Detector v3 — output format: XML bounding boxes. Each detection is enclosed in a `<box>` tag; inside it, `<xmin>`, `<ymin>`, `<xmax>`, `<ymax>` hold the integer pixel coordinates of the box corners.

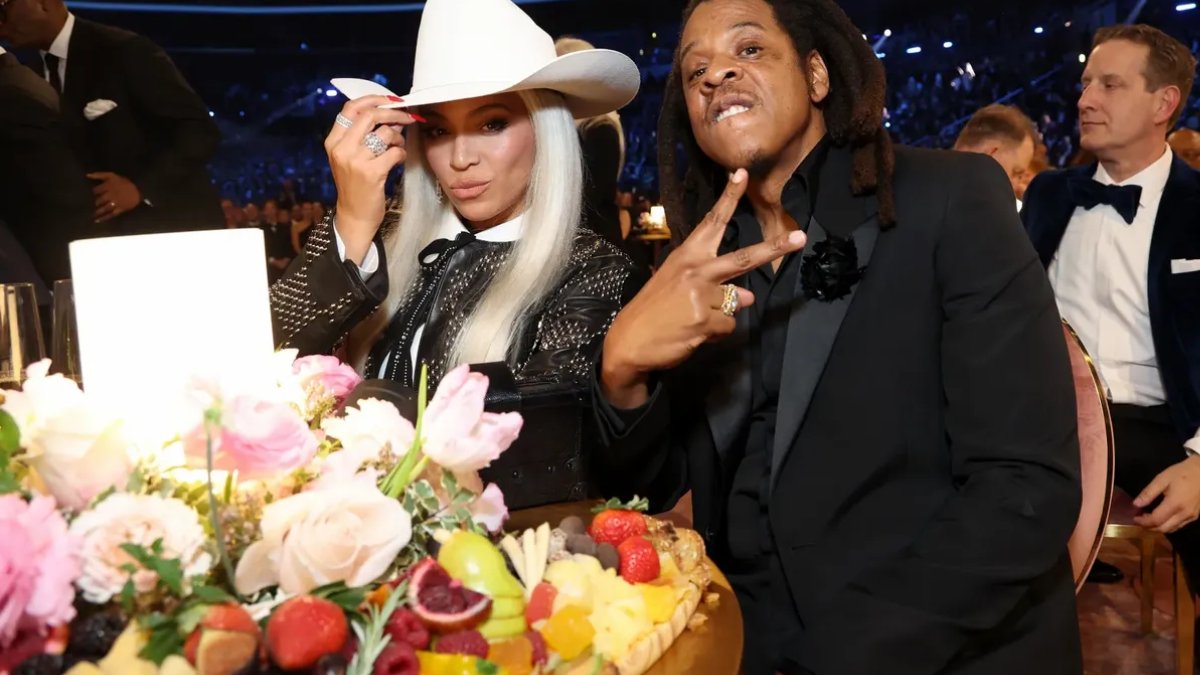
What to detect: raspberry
<box><xmin>434</xmin><ymin>630</ymin><xmax>489</xmax><ymax>658</ymax></box>
<box><xmin>525</xmin><ymin>630</ymin><xmax>548</xmax><ymax>666</ymax></box>
<box><xmin>373</xmin><ymin>641</ymin><xmax>418</xmax><ymax>675</ymax></box>
<box><xmin>384</xmin><ymin>608</ymin><xmax>431</xmax><ymax>650</ymax></box>
<box><xmin>13</xmin><ymin>655</ymin><xmax>62</xmax><ymax>675</ymax></box>
<box><xmin>66</xmin><ymin>612</ymin><xmax>126</xmax><ymax>658</ymax></box>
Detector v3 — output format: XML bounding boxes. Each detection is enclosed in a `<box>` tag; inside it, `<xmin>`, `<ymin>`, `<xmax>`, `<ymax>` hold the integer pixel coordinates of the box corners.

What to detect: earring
<box><xmin>435</xmin><ymin>183</ymin><xmax>444</xmax><ymax>202</ymax></box>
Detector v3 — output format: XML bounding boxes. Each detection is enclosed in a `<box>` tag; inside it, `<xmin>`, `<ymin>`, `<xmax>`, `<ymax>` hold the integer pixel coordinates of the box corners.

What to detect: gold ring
<box><xmin>720</xmin><ymin>284</ymin><xmax>739</xmax><ymax>317</ymax></box>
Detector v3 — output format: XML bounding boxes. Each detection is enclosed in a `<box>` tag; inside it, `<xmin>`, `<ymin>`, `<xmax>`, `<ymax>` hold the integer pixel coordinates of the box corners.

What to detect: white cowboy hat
<box><xmin>331</xmin><ymin>0</ymin><xmax>640</xmax><ymax>119</ymax></box>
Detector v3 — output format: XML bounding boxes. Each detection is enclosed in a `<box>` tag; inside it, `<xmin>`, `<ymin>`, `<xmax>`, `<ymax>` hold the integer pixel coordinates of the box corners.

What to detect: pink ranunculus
<box><xmin>468</xmin><ymin>483</ymin><xmax>509</xmax><ymax>533</ymax></box>
<box><xmin>293</xmin><ymin>355</ymin><xmax>362</xmax><ymax>402</ymax></box>
<box><xmin>0</xmin><ymin>495</ymin><xmax>81</xmax><ymax>648</ymax></box>
<box><xmin>420</xmin><ymin>365</ymin><xmax>523</xmax><ymax>474</ymax></box>
<box><xmin>186</xmin><ymin>396</ymin><xmax>319</xmax><ymax>480</ymax></box>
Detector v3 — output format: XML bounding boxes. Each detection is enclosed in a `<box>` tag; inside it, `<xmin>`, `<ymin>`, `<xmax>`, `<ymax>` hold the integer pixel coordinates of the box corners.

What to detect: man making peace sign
<box><xmin>590</xmin><ymin>0</ymin><xmax>1084</xmax><ymax>673</ymax></box>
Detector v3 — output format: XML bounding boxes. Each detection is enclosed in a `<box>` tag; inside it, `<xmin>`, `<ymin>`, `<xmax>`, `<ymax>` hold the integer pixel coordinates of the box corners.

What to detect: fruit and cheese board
<box><xmin>12</xmin><ymin>499</ymin><xmax>739</xmax><ymax>675</ymax></box>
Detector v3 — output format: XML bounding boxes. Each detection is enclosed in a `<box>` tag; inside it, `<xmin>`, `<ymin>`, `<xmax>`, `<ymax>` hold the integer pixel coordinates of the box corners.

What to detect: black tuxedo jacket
<box><xmin>1022</xmin><ymin>158</ymin><xmax>1200</xmax><ymax>445</ymax></box>
<box><xmin>47</xmin><ymin>18</ymin><xmax>222</xmax><ymax>235</ymax></box>
<box><xmin>593</xmin><ymin>146</ymin><xmax>1083</xmax><ymax>674</ymax></box>
<box><xmin>0</xmin><ymin>51</ymin><xmax>92</xmax><ymax>282</ymax></box>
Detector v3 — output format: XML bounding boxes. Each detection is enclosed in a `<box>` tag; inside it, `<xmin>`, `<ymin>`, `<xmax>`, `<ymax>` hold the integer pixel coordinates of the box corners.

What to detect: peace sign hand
<box><xmin>600</xmin><ymin>169</ymin><xmax>807</xmax><ymax>408</ymax></box>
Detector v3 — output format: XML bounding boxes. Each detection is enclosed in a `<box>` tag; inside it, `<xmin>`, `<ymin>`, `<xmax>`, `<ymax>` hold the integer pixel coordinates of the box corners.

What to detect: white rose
<box><xmin>235</xmin><ymin>484</ymin><xmax>412</xmax><ymax>596</ymax></box>
<box><xmin>2</xmin><ymin>361</ymin><xmax>133</xmax><ymax>510</ymax></box>
<box><xmin>69</xmin><ymin>494</ymin><xmax>213</xmax><ymax>604</ymax></box>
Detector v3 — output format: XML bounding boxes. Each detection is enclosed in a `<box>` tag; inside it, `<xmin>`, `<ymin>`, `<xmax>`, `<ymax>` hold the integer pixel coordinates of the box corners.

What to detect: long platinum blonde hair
<box><xmin>350</xmin><ymin>89</ymin><xmax>584</xmax><ymax>370</ymax></box>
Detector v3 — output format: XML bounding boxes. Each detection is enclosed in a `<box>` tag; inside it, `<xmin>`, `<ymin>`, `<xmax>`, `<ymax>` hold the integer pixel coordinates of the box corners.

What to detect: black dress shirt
<box><xmin>726</xmin><ymin>138</ymin><xmax>829</xmax><ymax>559</ymax></box>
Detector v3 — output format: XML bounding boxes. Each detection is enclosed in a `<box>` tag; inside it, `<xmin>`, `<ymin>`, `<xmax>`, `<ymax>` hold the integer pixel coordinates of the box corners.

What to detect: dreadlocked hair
<box><xmin>659</xmin><ymin>0</ymin><xmax>896</xmax><ymax>244</ymax></box>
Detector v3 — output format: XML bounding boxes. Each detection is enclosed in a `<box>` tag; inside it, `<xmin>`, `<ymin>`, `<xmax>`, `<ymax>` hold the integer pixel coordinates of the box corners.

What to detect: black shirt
<box><xmin>726</xmin><ymin>138</ymin><xmax>830</xmax><ymax>560</ymax></box>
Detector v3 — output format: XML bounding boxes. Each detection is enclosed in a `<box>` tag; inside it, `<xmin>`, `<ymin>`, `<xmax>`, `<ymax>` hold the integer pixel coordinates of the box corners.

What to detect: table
<box><xmin>509</xmin><ymin>501</ymin><xmax>744</xmax><ymax>675</ymax></box>
<box><xmin>632</xmin><ymin>230</ymin><xmax>671</xmax><ymax>266</ymax></box>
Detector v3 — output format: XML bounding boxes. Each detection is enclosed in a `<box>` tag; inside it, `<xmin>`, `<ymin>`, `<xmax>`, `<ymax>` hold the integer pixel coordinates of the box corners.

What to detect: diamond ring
<box><xmin>335</xmin><ymin>113</ymin><xmax>353</xmax><ymax>129</ymax></box>
<box><xmin>720</xmin><ymin>284</ymin><xmax>739</xmax><ymax>317</ymax></box>
<box><xmin>363</xmin><ymin>131</ymin><xmax>388</xmax><ymax>158</ymax></box>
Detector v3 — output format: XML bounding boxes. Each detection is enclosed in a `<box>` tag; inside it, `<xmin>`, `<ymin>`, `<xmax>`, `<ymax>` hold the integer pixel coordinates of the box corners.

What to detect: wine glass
<box><xmin>0</xmin><ymin>283</ymin><xmax>46</xmax><ymax>389</ymax></box>
<box><xmin>50</xmin><ymin>279</ymin><xmax>82</xmax><ymax>384</ymax></box>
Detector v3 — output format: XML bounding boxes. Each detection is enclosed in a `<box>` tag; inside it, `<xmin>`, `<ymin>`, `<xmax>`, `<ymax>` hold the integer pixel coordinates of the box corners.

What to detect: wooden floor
<box><xmin>1080</xmin><ymin>539</ymin><xmax>1189</xmax><ymax>674</ymax></box>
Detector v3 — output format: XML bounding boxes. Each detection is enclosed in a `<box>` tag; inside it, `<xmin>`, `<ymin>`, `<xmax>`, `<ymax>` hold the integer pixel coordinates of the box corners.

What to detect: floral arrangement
<box><xmin>0</xmin><ymin>353</ymin><xmax>521</xmax><ymax>675</ymax></box>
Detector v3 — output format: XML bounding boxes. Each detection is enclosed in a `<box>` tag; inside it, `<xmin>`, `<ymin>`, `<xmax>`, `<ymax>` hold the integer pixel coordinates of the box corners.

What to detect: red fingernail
<box><xmin>409</xmin><ymin>112</ymin><xmax>428</xmax><ymax>123</ymax></box>
<box><xmin>387</xmin><ymin>95</ymin><xmax>404</xmax><ymax>102</ymax></box>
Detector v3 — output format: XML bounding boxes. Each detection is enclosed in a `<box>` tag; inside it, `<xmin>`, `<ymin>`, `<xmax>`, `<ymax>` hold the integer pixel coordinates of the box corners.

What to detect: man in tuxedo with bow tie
<box><xmin>592</xmin><ymin>0</ymin><xmax>1082</xmax><ymax>672</ymax></box>
<box><xmin>1022</xmin><ymin>25</ymin><xmax>1200</xmax><ymax>590</ymax></box>
<box><xmin>0</xmin><ymin>0</ymin><xmax>223</xmax><ymax>236</ymax></box>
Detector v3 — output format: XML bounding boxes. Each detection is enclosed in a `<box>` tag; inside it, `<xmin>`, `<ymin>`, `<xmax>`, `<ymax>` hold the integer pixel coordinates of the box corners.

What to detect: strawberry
<box><xmin>266</xmin><ymin>596</ymin><xmax>349</xmax><ymax>671</ymax></box>
<box><xmin>184</xmin><ymin>603</ymin><xmax>260</xmax><ymax>665</ymax></box>
<box><xmin>588</xmin><ymin>495</ymin><xmax>650</xmax><ymax>548</ymax></box>
<box><xmin>617</xmin><ymin>536</ymin><xmax>661</xmax><ymax>583</ymax></box>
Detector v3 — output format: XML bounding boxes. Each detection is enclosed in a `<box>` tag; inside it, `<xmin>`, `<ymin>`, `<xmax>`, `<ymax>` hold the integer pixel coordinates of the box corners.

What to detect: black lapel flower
<box><xmin>800</xmin><ymin>235</ymin><xmax>865</xmax><ymax>302</ymax></box>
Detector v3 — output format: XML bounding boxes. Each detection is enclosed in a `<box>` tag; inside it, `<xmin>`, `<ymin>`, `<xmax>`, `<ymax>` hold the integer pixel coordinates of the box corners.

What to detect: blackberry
<box><xmin>13</xmin><ymin>654</ymin><xmax>63</xmax><ymax>675</ymax></box>
<box><xmin>66</xmin><ymin>612</ymin><xmax>125</xmax><ymax>658</ymax></box>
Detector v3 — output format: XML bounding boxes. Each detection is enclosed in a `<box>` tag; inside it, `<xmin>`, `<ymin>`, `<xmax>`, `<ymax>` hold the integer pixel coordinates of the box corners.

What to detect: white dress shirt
<box><xmin>1048</xmin><ymin>147</ymin><xmax>1200</xmax><ymax>454</ymax></box>
<box><xmin>41</xmin><ymin>13</ymin><xmax>74</xmax><ymax>91</ymax></box>
<box><xmin>333</xmin><ymin>210</ymin><xmax>525</xmax><ymax>376</ymax></box>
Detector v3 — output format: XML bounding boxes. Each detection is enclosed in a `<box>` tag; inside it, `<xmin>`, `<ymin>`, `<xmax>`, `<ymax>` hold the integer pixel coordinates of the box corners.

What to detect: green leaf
<box><xmin>175</xmin><ymin>604</ymin><xmax>210</xmax><ymax>635</ymax></box>
<box><xmin>120</xmin><ymin>578</ymin><xmax>136</xmax><ymax>613</ymax></box>
<box><xmin>0</xmin><ymin>409</ymin><xmax>20</xmax><ymax>459</ymax></box>
<box><xmin>88</xmin><ymin>485</ymin><xmax>117</xmax><ymax>510</ymax></box>
<box><xmin>142</xmin><ymin>612</ymin><xmax>174</xmax><ymax>629</ymax></box>
<box><xmin>192</xmin><ymin>585</ymin><xmax>235</xmax><ymax>604</ymax></box>
<box><xmin>311</xmin><ymin>582</ymin><xmax>367</xmax><ymax>614</ymax></box>
<box><xmin>477</xmin><ymin>659</ymin><xmax>500</xmax><ymax>675</ymax></box>
<box><xmin>591</xmin><ymin>495</ymin><xmax>650</xmax><ymax>514</ymax></box>
<box><xmin>440</xmin><ymin>470</ymin><xmax>459</xmax><ymax>497</ymax></box>
<box><xmin>137</xmin><ymin>620</ymin><xmax>185</xmax><ymax>666</ymax></box>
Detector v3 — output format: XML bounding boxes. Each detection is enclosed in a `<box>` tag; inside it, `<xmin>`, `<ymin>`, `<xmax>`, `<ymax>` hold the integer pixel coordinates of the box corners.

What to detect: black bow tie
<box><xmin>418</xmin><ymin>231</ymin><xmax>476</xmax><ymax>268</ymax></box>
<box><xmin>1067</xmin><ymin>175</ymin><xmax>1143</xmax><ymax>225</ymax></box>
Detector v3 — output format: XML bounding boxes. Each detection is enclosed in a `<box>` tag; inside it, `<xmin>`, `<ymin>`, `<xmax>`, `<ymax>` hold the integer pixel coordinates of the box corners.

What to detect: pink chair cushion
<box><xmin>1063</xmin><ymin>323</ymin><xmax>1116</xmax><ymax>591</ymax></box>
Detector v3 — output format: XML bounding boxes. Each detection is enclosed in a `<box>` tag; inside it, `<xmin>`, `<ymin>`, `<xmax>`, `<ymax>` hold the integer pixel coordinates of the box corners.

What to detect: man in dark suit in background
<box><xmin>0</xmin><ymin>0</ymin><xmax>223</xmax><ymax>236</ymax></box>
<box><xmin>592</xmin><ymin>0</ymin><xmax>1082</xmax><ymax>672</ymax></box>
<box><xmin>1022</xmin><ymin>25</ymin><xmax>1200</xmax><ymax>591</ymax></box>
<box><xmin>0</xmin><ymin>40</ymin><xmax>91</xmax><ymax>284</ymax></box>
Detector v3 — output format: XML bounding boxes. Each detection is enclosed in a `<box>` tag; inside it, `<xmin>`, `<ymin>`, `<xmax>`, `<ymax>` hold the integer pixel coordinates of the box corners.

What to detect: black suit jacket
<box><xmin>50</xmin><ymin>18</ymin><xmax>222</xmax><ymax>235</ymax></box>
<box><xmin>0</xmin><ymin>51</ymin><xmax>92</xmax><ymax>282</ymax></box>
<box><xmin>594</xmin><ymin>145</ymin><xmax>1082</xmax><ymax>674</ymax></box>
<box><xmin>1022</xmin><ymin>158</ymin><xmax>1200</xmax><ymax>445</ymax></box>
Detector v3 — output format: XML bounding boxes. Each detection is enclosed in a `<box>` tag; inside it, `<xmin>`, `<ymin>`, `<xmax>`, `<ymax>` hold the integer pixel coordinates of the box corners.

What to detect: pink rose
<box><xmin>186</xmin><ymin>396</ymin><xmax>318</xmax><ymax>480</ymax></box>
<box><xmin>293</xmin><ymin>355</ymin><xmax>362</xmax><ymax>402</ymax></box>
<box><xmin>468</xmin><ymin>483</ymin><xmax>509</xmax><ymax>533</ymax></box>
<box><xmin>421</xmin><ymin>365</ymin><xmax>523</xmax><ymax>474</ymax></box>
<box><xmin>0</xmin><ymin>495</ymin><xmax>81</xmax><ymax>648</ymax></box>
<box><xmin>235</xmin><ymin>484</ymin><xmax>412</xmax><ymax>596</ymax></box>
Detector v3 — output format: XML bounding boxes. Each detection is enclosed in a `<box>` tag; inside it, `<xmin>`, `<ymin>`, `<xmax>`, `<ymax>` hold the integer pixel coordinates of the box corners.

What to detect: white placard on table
<box><xmin>69</xmin><ymin>229</ymin><xmax>276</xmax><ymax>443</ymax></box>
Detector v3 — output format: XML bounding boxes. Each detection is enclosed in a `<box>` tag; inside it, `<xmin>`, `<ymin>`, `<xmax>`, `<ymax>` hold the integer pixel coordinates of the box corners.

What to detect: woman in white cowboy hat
<box><xmin>269</xmin><ymin>0</ymin><xmax>642</xmax><ymax>502</ymax></box>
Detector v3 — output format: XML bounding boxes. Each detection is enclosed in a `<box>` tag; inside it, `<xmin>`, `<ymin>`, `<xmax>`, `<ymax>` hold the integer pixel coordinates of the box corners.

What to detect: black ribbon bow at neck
<box><xmin>1067</xmin><ymin>175</ymin><xmax>1143</xmax><ymax>225</ymax></box>
<box><xmin>418</xmin><ymin>230</ymin><xmax>477</xmax><ymax>268</ymax></box>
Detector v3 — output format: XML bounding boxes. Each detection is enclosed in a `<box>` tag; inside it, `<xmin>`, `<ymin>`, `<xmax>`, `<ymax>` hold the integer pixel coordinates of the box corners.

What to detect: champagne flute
<box><xmin>0</xmin><ymin>283</ymin><xmax>46</xmax><ymax>389</ymax></box>
<box><xmin>50</xmin><ymin>279</ymin><xmax>82</xmax><ymax>384</ymax></box>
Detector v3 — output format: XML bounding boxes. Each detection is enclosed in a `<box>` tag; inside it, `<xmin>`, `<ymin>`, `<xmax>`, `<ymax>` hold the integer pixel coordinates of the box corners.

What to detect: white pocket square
<box><xmin>1172</xmin><ymin>258</ymin><xmax>1200</xmax><ymax>274</ymax></box>
<box><xmin>83</xmin><ymin>99</ymin><xmax>118</xmax><ymax>121</ymax></box>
